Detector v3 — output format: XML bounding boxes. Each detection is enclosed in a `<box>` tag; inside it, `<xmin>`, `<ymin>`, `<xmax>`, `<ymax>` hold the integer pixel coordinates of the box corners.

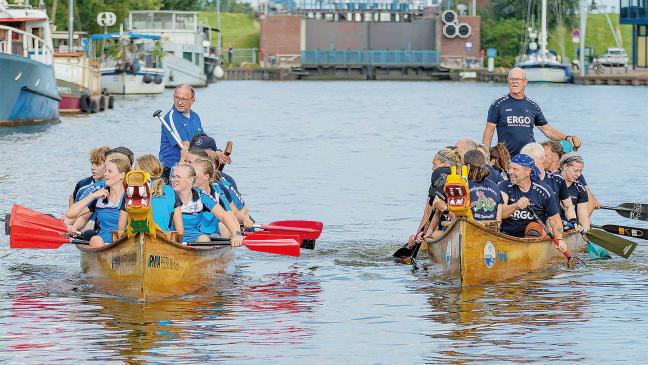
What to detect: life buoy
<box><xmin>153</xmin><ymin>74</ymin><xmax>163</xmax><ymax>84</ymax></box>
<box><xmin>99</xmin><ymin>95</ymin><xmax>106</xmax><ymax>111</ymax></box>
<box><xmin>143</xmin><ymin>73</ymin><xmax>153</xmax><ymax>84</ymax></box>
<box><xmin>108</xmin><ymin>95</ymin><xmax>115</xmax><ymax>109</ymax></box>
<box><xmin>90</xmin><ymin>99</ymin><xmax>98</xmax><ymax>113</ymax></box>
<box><xmin>80</xmin><ymin>93</ymin><xmax>91</xmax><ymax>113</ymax></box>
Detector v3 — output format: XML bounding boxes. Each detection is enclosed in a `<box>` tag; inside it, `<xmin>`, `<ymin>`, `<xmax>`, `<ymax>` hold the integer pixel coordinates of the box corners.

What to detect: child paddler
<box><xmin>66</xmin><ymin>157</ymin><xmax>131</xmax><ymax>248</ymax></box>
<box><xmin>191</xmin><ymin>158</ymin><xmax>237</xmax><ymax>237</ymax></box>
<box><xmin>170</xmin><ymin>164</ymin><xmax>243</xmax><ymax>246</ymax></box>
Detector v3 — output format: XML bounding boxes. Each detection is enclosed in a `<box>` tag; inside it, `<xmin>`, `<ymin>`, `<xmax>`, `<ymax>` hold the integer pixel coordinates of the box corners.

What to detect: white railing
<box><xmin>0</xmin><ymin>25</ymin><xmax>53</xmax><ymax>65</ymax></box>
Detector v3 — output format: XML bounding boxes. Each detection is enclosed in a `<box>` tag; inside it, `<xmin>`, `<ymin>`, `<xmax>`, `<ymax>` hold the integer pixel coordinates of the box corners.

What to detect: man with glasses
<box><xmin>481</xmin><ymin>67</ymin><xmax>581</xmax><ymax>156</ymax></box>
<box><xmin>159</xmin><ymin>84</ymin><xmax>204</xmax><ymax>181</ymax></box>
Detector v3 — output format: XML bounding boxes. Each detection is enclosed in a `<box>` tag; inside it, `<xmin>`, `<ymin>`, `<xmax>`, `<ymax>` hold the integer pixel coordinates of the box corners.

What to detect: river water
<box><xmin>1</xmin><ymin>81</ymin><xmax>647</xmax><ymax>363</ymax></box>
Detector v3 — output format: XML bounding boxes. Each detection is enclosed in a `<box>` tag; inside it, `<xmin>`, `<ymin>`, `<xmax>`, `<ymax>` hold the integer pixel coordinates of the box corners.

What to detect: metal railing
<box><xmin>301</xmin><ymin>50</ymin><xmax>439</xmax><ymax>66</ymax></box>
<box><xmin>226</xmin><ymin>48</ymin><xmax>258</xmax><ymax>65</ymax></box>
<box><xmin>0</xmin><ymin>25</ymin><xmax>53</xmax><ymax>65</ymax></box>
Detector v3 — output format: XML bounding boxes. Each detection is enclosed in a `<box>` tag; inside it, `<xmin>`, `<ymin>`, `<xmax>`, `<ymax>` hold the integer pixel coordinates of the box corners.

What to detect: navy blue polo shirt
<box><xmin>499</xmin><ymin>181</ymin><xmax>559</xmax><ymax>237</ymax></box>
<box><xmin>560</xmin><ymin>180</ymin><xmax>589</xmax><ymax>220</ymax></box>
<box><xmin>487</xmin><ymin>94</ymin><xmax>548</xmax><ymax>156</ymax></box>
<box><xmin>159</xmin><ymin>106</ymin><xmax>204</xmax><ymax>169</ymax></box>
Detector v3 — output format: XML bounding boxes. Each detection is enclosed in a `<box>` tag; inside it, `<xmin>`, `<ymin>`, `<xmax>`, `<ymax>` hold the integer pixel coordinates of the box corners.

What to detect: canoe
<box><xmin>423</xmin><ymin>218</ymin><xmax>586</xmax><ymax>286</ymax></box>
<box><xmin>78</xmin><ymin>232</ymin><xmax>234</xmax><ymax>301</ymax></box>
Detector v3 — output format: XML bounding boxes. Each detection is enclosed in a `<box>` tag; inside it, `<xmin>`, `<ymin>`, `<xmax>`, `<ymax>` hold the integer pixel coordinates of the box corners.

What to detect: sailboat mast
<box><xmin>541</xmin><ymin>0</ymin><xmax>548</xmax><ymax>54</ymax></box>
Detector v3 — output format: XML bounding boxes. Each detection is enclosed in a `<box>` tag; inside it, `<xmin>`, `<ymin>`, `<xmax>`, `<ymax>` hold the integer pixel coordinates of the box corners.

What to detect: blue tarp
<box><xmin>89</xmin><ymin>32</ymin><xmax>161</xmax><ymax>40</ymax></box>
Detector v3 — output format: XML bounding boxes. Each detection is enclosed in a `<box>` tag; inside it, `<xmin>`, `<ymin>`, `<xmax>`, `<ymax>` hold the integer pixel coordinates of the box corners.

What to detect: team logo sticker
<box><xmin>445</xmin><ymin>239</ymin><xmax>452</xmax><ymax>265</ymax></box>
<box><xmin>484</xmin><ymin>241</ymin><xmax>496</xmax><ymax>268</ymax></box>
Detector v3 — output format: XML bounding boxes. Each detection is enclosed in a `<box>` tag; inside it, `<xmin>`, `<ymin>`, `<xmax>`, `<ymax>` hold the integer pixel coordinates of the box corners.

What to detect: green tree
<box><xmin>480</xmin><ymin>18</ymin><xmax>526</xmax><ymax>67</ymax></box>
<box><xmin>481</xmin><ymin>0</ymin><xmax>579</xmax><ymax>29</ymax></box>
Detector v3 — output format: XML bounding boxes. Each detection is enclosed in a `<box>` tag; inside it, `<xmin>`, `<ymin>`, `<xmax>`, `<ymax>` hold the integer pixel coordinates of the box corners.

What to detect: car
<box><xmin>595</xmin><ymin>48</ymin><xmax>628</xmax><ymax>66</ymax></box>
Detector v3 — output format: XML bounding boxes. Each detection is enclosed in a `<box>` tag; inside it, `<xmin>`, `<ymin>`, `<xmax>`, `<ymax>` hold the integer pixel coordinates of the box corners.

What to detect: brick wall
<box><xmin>259</xmin><ymin>15</ymin><xmax>302</xmax><ymax>57</ymax></box>
<box><xmin>439</xmin><ymin>15</ymin><xmax>481</xmax><ymax>58</ymax></box>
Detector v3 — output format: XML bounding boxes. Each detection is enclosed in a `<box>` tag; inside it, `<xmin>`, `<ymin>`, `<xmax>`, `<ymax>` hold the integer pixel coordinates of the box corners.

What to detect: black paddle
<box><xmin>394</xmin><ymin>210</ymin><xmax>435</xmax><ymax>259</ymax></box>
<box><xmin>600</xmin><ymin>203</ymin><xmax>648</xmax><ymax>221</ymax></box>
<box><xmin>592</xmin><ymin>224</ymin><xmax>648</xmax><ymax>240</ymax></box>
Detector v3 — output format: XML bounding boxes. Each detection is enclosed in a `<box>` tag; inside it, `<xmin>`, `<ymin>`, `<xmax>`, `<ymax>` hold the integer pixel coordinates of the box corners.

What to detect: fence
<box><xmin>226</xmin><ymin>48</ymin><xmax>258</xmax><ymax>65</ymax></box>
<box><xmin>0</xmin><ymin>25</ymin><xmax>53</xmax><ymax>65</ymax></box>
<box><xmin>301</xmin><ymin>50</ymin><xmax>439</xmax><ymax>66</ymax></box>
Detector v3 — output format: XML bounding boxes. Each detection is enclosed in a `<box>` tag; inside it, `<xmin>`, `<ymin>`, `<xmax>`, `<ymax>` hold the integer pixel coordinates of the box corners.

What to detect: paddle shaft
<box><xmin>218</xmin><ymin>141</ymin><xmax>233</xmax><ymax>171</ymax></box>
<box><xmin>592</xmin><ymin>224</ymin><xmax>648</xmax><ymax>240</ymax></box>
<box><xmin>528</xmin><ymin>208</ymin><xmax>572</xmax><ymax>260</ymax></box>
<box><xmin>600</xmin><ymin>203</ymin><xmax>648</xmax><ymax>221</ymax></box>
<box><xmin>153</xmin><ymin>110</ymin><xmax>183</xmax><ymax>147</ymax></box>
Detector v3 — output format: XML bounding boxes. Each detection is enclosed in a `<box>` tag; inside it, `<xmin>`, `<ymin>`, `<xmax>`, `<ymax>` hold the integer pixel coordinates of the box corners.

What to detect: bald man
<box><xmin>482</xmin><ymin>67</ymin><xmax>581</xmax><ymax>156</ymax></box>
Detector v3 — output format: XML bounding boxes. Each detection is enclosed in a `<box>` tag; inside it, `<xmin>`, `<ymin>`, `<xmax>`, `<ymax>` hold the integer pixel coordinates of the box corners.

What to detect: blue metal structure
<box><xmin>620</xmin><ymin>0</ymin><xmax>648</xmax><ymax>68</ymax></box>
<box><xmin>301</xmin><ymin>50</ymin><xmax>439</xmax><ymax>66</ymax></box>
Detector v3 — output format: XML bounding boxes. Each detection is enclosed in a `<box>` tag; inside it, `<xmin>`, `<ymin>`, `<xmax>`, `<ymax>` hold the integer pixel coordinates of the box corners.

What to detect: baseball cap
<box><xmin>191</xmin><ymin>135</ymin><xmax>218</xmax><ymax>151</ymax></box>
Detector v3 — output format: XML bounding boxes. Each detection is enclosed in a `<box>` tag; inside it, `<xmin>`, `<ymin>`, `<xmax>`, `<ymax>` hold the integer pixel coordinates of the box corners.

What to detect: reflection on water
<box><xmin>422</xmin><ymin>270</ymin><xmax>590</xmax><ymax>363</ymax></box>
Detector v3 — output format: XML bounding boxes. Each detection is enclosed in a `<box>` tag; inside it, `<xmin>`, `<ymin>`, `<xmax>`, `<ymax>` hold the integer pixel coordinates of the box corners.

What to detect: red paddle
<box><xmin>9</xmin><ymin>205</ymin><xmax>73</xmax><ymax>249</ymax></box>
<box><xmin>255</xmin><ymin>220</ymin><xmax>323</xmax><ymax>241</ymax></box>
<box><xmin>190</xmin><ymin>232</ymin><xmax>301</xmax><ymax>257</ymax></box>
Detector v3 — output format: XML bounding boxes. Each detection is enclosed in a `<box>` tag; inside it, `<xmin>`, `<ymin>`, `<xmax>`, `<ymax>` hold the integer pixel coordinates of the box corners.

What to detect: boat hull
<box><xmin>519</xmin><ymin>64</ymin><xmax>572</xmax><ymax>83</ymax></box>
<box><xmin>0</xmin><ymin>53</ymin><xmax>59</xmax><ymax>126</ymax></box>
<box><xmin>78</xmin><ymin>233</ymin><xmax>235</xmax><ymax>300</ymax></box>
<box><xmin>425</xmin><ymin>219</ymin><xmax>586</xmax><ymax>286</ymax></box>
<box><xmin>100</xmin><ymin>68</ymin><xmax>166</xmax><ymax>94</ymax></box>
<box><xmin>164</xmin><ymin>54</ymin><xmax>208</xmax><ymax>87</ymax></box>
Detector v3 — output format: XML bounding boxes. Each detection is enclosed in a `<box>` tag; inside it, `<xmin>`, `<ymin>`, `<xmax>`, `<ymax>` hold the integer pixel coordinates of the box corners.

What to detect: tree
<box><xmin>480</xmin><ymin>18</ymin><xmax>527</xmax><ymax>67</ymax></box>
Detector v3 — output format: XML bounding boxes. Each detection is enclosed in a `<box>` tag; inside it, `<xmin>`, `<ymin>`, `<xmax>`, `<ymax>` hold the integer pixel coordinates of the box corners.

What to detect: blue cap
<box><xmin>559</xmin><ymin>139</ymin><xmax>573</xmax><ymax>153</ymax></box>
<box><xmin>191</xmin><ymin>135</ymin><xmax>218</xmax><ymax>151</ymax></box>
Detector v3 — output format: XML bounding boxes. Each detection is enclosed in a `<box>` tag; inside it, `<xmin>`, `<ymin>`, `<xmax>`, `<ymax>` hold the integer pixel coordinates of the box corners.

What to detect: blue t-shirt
<box><xmin>487</xmin><ymin>95</ymin><xmax>548</xmax><ymax>156</ymax></box>
<box><xmin>158</xmin><ymin>106</ymin><xmax>204</xmax><ymax>168</ymax></box>
<box><xmin>485</xmin><ymin>164</ymin><xmax>503</xmax><ymax>184</ymax></box>
<box><xmin>87</xmin><ymin>188</ymin><xmax>124</xmax><ymax>243</ymax></box>
<box><xmin>219</xmin><ymin>177</ymin><xmax>245</xmax><ymax>209</ymax></box>
<box><xmin>221</xmin><ymin>172</ymin><xmax>238</xmax><ymax>192</ymax></box>
<box><xmin>75</xmin><ymin>180</ymin><xmax>106</xmax><ymax>202</ymax></box>
<box><xmin>540</xmin><ymin>171</ymin><xmax>570</xmax><ymax>203</ymax></box>
<box><xmin>428</xmin><ymin>166</ymin><xmax>451</xmax><ymax>204</ymax></box>
<box><xmin>499</xmin><ymin>181</ymin><xmax>559</xmax><ymax>237</ymax></box>
<box><xmin>200</xmin><ymin>185</ymin><xmax>231</xmax><ymax>235</ymax></box>
<box><xmin>177</xmin><ymin>188</ymin><xmax>218</xmax><ymax>243</ymax></box>
<box><xmin>72</xmin><ymin>176</ymin><xmax>95</xmax><ymax>201</ymax></box>
<box><xmin>469</xmin><ymin>178</ymin><xmax>502</xmax><ymax>221</ymax></box>
<box><xmin>151</xmin><ymin>185</ymin><xmax>182</xmax><ymax>232</ymax></box>
<box><xmin>560</xmin><ymin>180</ymin><xmax>589</xmax><ymax>220</ymax></box>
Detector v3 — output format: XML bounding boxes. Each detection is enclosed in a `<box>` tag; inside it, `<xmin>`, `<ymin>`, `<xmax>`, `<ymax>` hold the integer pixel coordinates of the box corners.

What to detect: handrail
<box><xmin>0</xmin><ymin>24</ymin><xmax>53</xmax><ymax>65</ymax></box>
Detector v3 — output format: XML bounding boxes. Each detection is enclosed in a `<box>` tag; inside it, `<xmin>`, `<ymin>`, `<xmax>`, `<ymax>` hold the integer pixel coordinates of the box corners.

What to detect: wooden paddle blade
<box><xmin>242</xmin><ymin>236</ymin><xmax>301</xmax><ymax>257</ymax></box>
<box><xmin>393</xmin><ymin>245</ymin><xmax>414</xmax><ymax>258</ymax></box>
<box><xmin>587</xmin><ymin>229</ymin><xmax>637</xmax><ymax>259</ymax></box>
<box><xmin>594</xmin><ymin>224</ymin><xmax>648</xmax><ymax>240</ymax></box>
<box><xmin>9</xmin><ymin>204</ymin><xmax>68</xmax><ymax>232</ymax></box>
<box><xmin>267</xmin><ymin>220</ymin><xmax>323</xmax><ymax>240</ymax></box>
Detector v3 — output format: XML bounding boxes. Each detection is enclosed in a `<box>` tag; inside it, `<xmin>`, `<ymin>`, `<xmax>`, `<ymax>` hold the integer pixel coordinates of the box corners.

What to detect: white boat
<box><xmin>127</xmin><ymin>11</ymin><xmax>212</xmax><ymax>87</ymax></box>
<box><xmin>515</xmin><ymin>0</ymin><xmax>572</xmax><ymax>83</ymax></box>
<box><xmin>52</xmin><ymin>31</ymin><xmax>107</xmax><ymax>113</ymax></box>
<box><xmin>0</xmin><ymin>0</ymin><xmax>59</xmax><ymax>125</ymax></box>
<box><xmin>90</xmin><ymin>32</ymin><xmax>166</xmax><ymax>95</ymax></box>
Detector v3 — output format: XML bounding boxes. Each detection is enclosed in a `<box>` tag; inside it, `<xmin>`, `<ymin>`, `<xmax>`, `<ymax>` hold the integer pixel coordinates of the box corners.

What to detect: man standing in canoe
<box><xmin>482</xmin><ymin>67</ymin><xmax>582</xmax><ymax>157</ymax></box>
<box><xmin>159</xmin><ymin>84</ymin><xmax>205</xmax><ymax>181</ymax></box>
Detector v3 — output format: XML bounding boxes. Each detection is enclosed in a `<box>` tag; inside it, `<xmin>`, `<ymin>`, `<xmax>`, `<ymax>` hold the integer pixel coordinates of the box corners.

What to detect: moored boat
<box><xmin>0</xmin><ymin>1</ymin><xmax>60</xmax><ymax>126</ymax></box>
<box><xmin>424</xmin><ymin>218</ymin><xmax>585</xmax><ymax>286</ymax></box>
<box><xmin>78</xmin><ymin>231</ymin><xmax>235</xmax><ymax>301</ymax></box>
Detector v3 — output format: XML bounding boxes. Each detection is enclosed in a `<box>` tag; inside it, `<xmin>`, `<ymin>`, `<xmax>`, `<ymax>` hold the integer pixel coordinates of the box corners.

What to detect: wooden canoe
<box><xmin>78</xmin><ymin>232</ymin><xmax>235</xmax><ymax>301</ymax></box>
<box><xmin>423</xmin><ymin>218</ymin><xmax>586</xmax><ymax>286</ymax></box>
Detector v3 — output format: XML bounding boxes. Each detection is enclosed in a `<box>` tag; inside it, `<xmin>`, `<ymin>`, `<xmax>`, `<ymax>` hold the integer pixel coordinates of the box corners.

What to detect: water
<box><xmin>1</xmin><ymin>81</ymin><xmax>647</xmax><ymax>363</ymax></box>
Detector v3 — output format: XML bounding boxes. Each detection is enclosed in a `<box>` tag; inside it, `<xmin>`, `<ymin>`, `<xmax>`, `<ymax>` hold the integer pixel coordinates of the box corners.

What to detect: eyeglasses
<box><xmin>173</xmin><ymin>95</ymin><xmax>192</xmax><ymax>104</ymax></box>
<box><xmin>508</xmin><ymin>77</ymin><xmax>526</xmax><ymax>83</ymax></box>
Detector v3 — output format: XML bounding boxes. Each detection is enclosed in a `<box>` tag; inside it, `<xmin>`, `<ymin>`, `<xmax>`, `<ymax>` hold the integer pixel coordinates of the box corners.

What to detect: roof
<box><xmin>89</xmin><ymin>32</ymin><xmax>161</xmax><ymax>40</ymax></box>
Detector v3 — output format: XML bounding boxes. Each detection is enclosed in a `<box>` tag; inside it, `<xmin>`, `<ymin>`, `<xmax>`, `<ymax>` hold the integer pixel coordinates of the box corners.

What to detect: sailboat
<box><xmin>515</xmin><ymin>0</ymin><xmax>573</xmax><ymax>83</ymax></box>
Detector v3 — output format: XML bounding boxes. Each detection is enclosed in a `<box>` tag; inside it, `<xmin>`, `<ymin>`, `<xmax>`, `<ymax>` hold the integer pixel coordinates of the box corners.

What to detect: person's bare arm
<box><xmin>482</xmin><ymin>122</ymin><xmax>496</xmax><ymax>148</ymax></box>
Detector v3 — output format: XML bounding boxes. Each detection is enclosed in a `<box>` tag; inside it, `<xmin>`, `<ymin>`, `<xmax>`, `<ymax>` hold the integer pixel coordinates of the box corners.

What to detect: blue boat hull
<box><xmin>0</xmin><ymin>53</ymin><xmax>60</xmax><ymax>126</ymax></box>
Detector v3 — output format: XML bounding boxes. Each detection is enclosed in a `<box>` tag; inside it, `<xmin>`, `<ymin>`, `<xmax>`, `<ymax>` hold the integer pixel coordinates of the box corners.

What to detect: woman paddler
<box><xmin>170</xmin><ymin>163</ymin><xmax>243</xmax><ymax>246</ymax></box>
<box><xmin>66</xmin><ymin>157</ymin><xmax>131</xmax><ymax>248</ymax></box>
<box><xmin>463</xmin><ymin>150</ymin><xmax>503</xmax><ymax>223</ymax></box>
<box><xmin>559</xmin><ymin>153</ymin><xmax>590</xmax><ymax>232</ymax></box>
<box><xmin>192</xmin><ymin>158</ymin><xmax>239</xmax><ymax>237</ymax></box>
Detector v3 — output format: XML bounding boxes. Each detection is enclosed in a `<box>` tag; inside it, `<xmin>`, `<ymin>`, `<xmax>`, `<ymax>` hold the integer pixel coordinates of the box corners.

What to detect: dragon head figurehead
<box><xmin>124</xmin><ymin>170</ymin><xmax>156</xmax><ymax>237</ymax></box>
<box><xmin>443</xmin><ymin>165</ymin><xmax>473</xmax><ymax>219</ymax></box>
